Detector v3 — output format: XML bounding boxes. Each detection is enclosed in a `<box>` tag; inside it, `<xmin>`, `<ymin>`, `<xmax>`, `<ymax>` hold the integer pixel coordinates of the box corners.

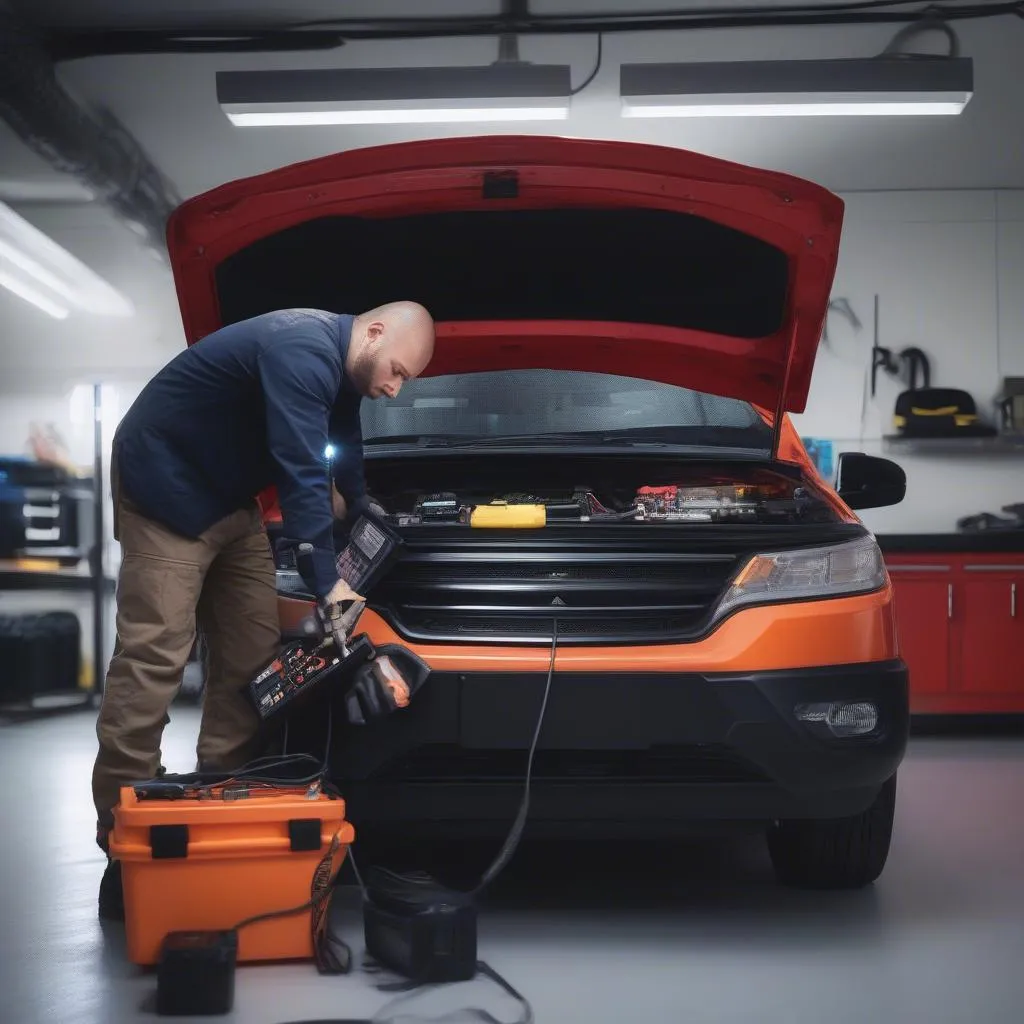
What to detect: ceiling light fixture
<box><xmin>619</xmin><ymin>57</ymin><xmax>973</xmax><ymax>118</ymax></box>
<box><xmin>217</xmin><ymin>64</ymin><xmax>572</xmax><ymax>126</ymax></box>
<box><xmin>0</xmin><ymin>267</ymin><xmax>69</xmax><ymax>320</ymax></box>
<box><xmin>0</xmin><ymin>201</ymin><xmax>135</xmax><ymax>319</ymax></box>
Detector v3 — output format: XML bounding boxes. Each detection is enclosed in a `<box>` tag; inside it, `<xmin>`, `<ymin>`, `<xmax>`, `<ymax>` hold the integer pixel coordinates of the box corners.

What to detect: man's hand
<box><xmin>320</xmin><ymin>578</ymin><xmax>365</xmax><ymax>650</ymax></box>
<box><xmin>331</xmin><ymin>483</ymin><xmax>347</xmax><ymax>520</ymax></box>
<box><xmin>325</xmin><ymin>578</ymin><xmax>363</xmax><ymax>606</ymax></box>
<box><xmin>333</xmin><ymin>482</ymin><xmax>387</xmax><ymax>523</ymax></box>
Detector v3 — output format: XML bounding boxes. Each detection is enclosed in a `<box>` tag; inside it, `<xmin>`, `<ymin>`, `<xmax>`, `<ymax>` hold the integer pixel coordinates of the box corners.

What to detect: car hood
<box><xmin>167</xmin><ymin>135</ymin><xmax>843</xmax><ymax>413</ymax></box>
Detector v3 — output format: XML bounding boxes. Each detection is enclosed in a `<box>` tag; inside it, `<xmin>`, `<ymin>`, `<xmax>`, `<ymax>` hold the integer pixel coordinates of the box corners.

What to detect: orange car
<box><xmin>168</xmin><ymin>136</ymin><xmax>909</xmax><ymax>890</ymax></box>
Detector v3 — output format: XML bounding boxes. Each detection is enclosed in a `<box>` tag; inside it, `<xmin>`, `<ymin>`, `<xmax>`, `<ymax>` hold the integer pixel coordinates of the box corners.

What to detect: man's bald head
<box><xmin>347</xmin><ymin>300</ymin><xmax>435</xmax><ymax>399</ymax></box>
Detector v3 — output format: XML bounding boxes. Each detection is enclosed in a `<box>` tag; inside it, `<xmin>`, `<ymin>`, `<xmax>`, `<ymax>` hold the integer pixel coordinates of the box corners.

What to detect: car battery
<box><xmin>109</xmin><ymin>784</ymin><xmax>354</xmax><ymax>966</ymax></box>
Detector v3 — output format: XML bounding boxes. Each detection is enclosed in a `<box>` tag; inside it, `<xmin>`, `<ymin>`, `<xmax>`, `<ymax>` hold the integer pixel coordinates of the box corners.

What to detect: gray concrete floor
<box><xmin>1</xmin><ymin>707</ymin><xmax>1023</xmax><ymax>1024</ymax></box>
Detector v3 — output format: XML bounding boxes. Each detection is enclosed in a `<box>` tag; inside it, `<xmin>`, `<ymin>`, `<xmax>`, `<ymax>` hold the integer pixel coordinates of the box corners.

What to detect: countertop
<box><xmin>876</xmin><ymin>533</ymin><xmax>1024</xmax><ymax>554</ymax></box>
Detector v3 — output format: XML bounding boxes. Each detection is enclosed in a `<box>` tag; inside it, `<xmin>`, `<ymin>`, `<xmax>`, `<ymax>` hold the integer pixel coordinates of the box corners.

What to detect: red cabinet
<box><xmin>956</xmin><ymin>572</ymin><xmax>1024</xmax><ymax>695</ymax></box>
<box><xmin>887</xmin><ymin>552</ymin><xmax>1024</xmax><ymax>714</ymax></box>
<box><xmin>889</xmin><ymin>573</ymin><xmax>952</xmax><ymax>697</ymax></box>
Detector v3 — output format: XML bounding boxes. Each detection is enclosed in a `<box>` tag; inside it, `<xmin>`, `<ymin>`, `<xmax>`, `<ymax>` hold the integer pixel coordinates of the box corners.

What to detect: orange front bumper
<box><xmin>278</xmin><ymin>585</ymin><xmax>898</xmax><ymax>675</ymax></box>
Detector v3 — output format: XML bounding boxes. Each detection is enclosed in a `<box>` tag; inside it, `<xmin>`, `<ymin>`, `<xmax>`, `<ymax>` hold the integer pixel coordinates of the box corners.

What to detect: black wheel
<box><xmin>766</xmin><ymin>773</ymin><xmax>897</xmax><ymax>890</ymax></box>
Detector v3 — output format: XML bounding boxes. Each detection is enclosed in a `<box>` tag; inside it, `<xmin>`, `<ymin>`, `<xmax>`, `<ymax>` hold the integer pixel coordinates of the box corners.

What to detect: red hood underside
<box><xmin>167</xmin><ymin>135</ymin><xmax>844</xmax><ymax>413</ymax></box>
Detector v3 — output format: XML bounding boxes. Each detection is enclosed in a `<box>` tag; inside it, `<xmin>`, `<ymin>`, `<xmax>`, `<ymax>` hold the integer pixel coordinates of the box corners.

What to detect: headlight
<box><xmin>713</xmin><ymin>535</ymin><xmax>887</xmax><ymax>620</ymax></box>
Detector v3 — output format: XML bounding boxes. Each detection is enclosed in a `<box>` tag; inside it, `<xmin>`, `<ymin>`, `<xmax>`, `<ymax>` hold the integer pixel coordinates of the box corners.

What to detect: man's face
<box><xmin>349</xmin><ymin>320</ymin><xmax>431</xmax><ymax>400</ymax></box>
<box><xmin>348</xmin><ymin>339</ymin><xmax>410</xmax><ymax>400</ymax></box>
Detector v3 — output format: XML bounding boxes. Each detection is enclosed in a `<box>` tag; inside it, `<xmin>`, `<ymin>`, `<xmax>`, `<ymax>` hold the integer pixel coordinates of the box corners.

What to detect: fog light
<box><xmin>795</xmin><ymin>701</ymin><xmax>879</xmax><ymax>738</ymax></box>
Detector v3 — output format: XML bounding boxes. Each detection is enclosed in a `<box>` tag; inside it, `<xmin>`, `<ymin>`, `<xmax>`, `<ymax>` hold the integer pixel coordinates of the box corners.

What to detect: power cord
<box><xmin>154</xmin><ymin>697</ymin><xmax>337</xmax><ymax>797</ymax></box>
<box><xmin>475</xmin><ymin>618</ymin><xmax>557</xmax><ymax>894</ymax></box>
<box><xmin>368</xmin><ymin>960</ymin><xmax>534</xmax><ymax>1024</ymax></box>
<box><xmin>167</xmin><ymin>703</ymin><xmax>353</xmax><ymax>974</ymax></box>
<box><xmin>153</xmin><ymin>621</ymin><xmax>557</xmax><ymax>1016</ymax></box>
<box><xmin>349</xmin><ymin>621</ymin><xmax>559</xmax><ymax>1024</ymax></box>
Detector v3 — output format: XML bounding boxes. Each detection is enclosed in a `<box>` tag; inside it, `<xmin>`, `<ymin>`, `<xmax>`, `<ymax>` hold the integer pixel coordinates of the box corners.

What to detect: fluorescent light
<box><xmin>0</xmin><ymin>201</ymin><xmax>134</xmax><ymax>317</ymax></box>
<box><xmin>218</xmin><ymin>64</ymin><xmax>573</xmax><ymax>127</ymax></box>
<box><xmin>0</xmin><ymin>267</ymin><xmax>69</xmax><ymax>319</ymax></box>
<box><xmin>620</xmin><ymin>58</ymin><xmax>973</xmax><ymax>118</ymax></box>
<box><xmin>624</xmin><ymin>99</ymin><xmax>967</xmax><ymax>118</ymax></box>
<box><xmin>227</xmin><ymin>105</ymin><xmax>567</xmax><ymax>125</ymax></box>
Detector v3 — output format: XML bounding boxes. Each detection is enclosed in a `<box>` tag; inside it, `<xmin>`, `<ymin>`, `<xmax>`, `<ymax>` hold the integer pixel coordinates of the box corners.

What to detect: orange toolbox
<box><xmin>109</xmin><ymin>783</ymin><xmax>355</xmax><ymax>966</ymax></box>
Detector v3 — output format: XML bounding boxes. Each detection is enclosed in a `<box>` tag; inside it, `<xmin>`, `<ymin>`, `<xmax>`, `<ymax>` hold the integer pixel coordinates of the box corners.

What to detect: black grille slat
<box><xmin>371</xmin><ymin>541</ymin><xmax>740</xmax><ymax>645</ymax></box>
<box><xmin>399</xmin><ymin>580</ymin><xmax>720</xmax><ymax>595</ymax></box>
<box><xmin>400</xmin><ymin>603</ymin><xmax>708</xmax><ymax>614</ymax></box>
<box><xmin>386</xmin><ymin>612</ymin><xmax>711</xmax><ymax>640</ymax></box>
<box><xmin>395</xmin><ymin>560</ymin><xmax>730</xmax><ymax>584</ymax></box>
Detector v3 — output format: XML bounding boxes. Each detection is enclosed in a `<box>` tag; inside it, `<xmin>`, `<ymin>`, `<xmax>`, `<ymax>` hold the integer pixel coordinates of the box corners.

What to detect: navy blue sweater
<box><xmin>114</xmin><ymin>309</ymin><xmax>365</xmax><ymax>599</ymax></box>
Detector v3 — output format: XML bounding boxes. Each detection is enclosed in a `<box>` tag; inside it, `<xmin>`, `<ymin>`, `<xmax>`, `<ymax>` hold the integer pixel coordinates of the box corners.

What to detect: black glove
<box><xmin>344</xmin><ymin>646</ymin><xmax>431</xmax><ymax>726</ymax></box>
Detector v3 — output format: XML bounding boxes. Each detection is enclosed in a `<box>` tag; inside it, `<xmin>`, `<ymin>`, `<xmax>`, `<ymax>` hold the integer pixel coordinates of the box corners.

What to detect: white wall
<box><xmin>792</xmin><ymin>189</ymin><xmax>1024</xmax><ymax>534</ymax></box>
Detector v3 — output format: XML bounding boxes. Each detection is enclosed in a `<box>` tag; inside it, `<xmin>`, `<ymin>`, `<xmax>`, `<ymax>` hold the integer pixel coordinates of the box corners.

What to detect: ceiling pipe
<box><xmin>0</xmin><ymin>1</ymin><xmax>180</xmax><ymax>258</ymax></box>
<box><xmin>43</xmin><ymin>0</ymin><xmax>1024</xmax><ymax>57</ymax></box>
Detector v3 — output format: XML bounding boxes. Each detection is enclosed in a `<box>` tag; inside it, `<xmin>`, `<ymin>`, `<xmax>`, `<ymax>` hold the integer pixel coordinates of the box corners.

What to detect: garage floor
<box><xmin>1</xmin><ymin>708</ymin><xmax>1022</xmax><ymax>1024</ymax></box>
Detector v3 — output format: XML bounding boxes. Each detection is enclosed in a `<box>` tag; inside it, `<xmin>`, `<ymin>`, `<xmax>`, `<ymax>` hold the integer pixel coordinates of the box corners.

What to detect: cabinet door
<box><xmin>890</xmin><ymin>575</ymin><xmax>952</xmax><ymax>697</ymax></box>
<box><xmin>957</xmin><ymin>576</ymin><xmax>1024</xmax><ymax>695</ymax></box>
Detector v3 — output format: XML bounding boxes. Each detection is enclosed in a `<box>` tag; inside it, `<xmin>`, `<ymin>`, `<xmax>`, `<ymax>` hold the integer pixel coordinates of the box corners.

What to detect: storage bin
<box><xmin>0</xmin><ymin>611</ymin><xmax>80</xmax><ymax>703</ymax></box>
<box><xmin>110</xmin><ymin>784</ymin><xmax>354</xmax><ymax>966</ymax></box>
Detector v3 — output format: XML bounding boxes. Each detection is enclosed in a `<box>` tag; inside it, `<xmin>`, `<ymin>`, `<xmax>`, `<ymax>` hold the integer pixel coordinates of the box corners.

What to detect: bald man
<box><xmin>92</xmin><ymin>303</ymin><xmax>434</xmax><ymax>919</ymax></box>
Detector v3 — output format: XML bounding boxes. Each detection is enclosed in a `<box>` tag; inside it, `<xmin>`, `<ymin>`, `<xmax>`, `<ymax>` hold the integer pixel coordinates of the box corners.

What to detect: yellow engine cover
<box><xmin>469</xmin><ymin>503</ymin><xmax>547</xmax><ymax>528</ymax></box>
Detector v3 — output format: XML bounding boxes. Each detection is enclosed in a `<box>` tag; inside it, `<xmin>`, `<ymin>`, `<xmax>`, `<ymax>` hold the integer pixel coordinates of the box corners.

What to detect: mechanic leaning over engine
<box><xmin>92</xmin><ymin>302</ymin><xmax>436</xmax><ymax>920</ymax></box>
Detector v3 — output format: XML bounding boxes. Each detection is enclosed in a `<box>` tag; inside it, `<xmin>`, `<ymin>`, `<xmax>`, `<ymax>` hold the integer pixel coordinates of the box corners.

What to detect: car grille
<box><xmin>370</xmin><ymin>534</ymin><xmax>741</xmax><ymax>645</ymax></box>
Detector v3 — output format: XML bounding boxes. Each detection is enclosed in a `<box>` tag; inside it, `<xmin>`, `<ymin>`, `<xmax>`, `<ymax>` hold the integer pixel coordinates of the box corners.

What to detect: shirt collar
<box><xmin>337</xmin><ymin>312</ymin><xmax>354</xmax><ymax>362</ymax></box>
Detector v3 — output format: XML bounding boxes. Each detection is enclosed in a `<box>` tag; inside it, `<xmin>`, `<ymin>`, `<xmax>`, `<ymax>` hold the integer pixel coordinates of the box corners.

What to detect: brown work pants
<box><xmin>92</xmin><ymin>463</ymin><xmax>280</xmax><ymax>839</ymax></box>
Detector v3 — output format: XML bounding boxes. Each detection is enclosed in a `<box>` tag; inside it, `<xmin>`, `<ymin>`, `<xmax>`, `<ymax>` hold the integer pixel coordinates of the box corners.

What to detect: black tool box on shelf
<box><xmin>0</xmin><ymin>611</ymin><xmax>81</xmax><ymax>704</ymax></box>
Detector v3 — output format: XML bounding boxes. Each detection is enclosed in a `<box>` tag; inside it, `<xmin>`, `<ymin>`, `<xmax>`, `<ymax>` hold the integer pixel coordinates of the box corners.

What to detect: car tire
<box><xmin>766</xmin><ymin>773</ymin><xmax>897</xmax><ymax>890</ymax></box>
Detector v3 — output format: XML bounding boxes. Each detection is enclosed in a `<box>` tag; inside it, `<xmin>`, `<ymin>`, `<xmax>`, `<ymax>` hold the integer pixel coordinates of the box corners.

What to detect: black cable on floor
<box><xmin>474</xmin><ymin>618</ymin><xmax>558</xmax><ymax>895</ymax></box>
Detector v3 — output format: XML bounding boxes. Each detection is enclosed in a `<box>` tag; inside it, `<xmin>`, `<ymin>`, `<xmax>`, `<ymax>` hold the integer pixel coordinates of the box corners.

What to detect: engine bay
<box><xmin>374</xmin><ymin>467</ymin><xmax>827</xmax><ymax>528</ymax></box>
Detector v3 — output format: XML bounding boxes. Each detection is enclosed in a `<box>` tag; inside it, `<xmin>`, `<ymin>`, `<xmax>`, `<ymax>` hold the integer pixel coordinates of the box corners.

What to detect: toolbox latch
<box><xmin>150</xmin><ymin>824</ymin><xmax>189</xmax><ymax>859</ymax></box>
<box><xmin>288</xmin><ymin>819</ymin><xmax>322</xmax><ymax>852</ymax></box>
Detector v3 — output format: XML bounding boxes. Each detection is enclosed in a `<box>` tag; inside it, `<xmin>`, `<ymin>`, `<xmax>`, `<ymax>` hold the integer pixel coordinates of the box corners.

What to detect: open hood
<box><xmin>167</xmin><ymin>135</ymin><xmax>843</xmax><ymax>415</ymax></box>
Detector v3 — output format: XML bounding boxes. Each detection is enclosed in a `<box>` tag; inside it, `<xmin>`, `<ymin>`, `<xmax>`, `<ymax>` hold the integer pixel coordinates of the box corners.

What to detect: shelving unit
<box><xmin>883</xmin><ymin>433</ymin><xmax>1024</xmax><ymax>456</ymax></box>
<box><xmin>0</xmin><ymin>563</ymin><xmax>113</xmax><ymax>718</ymax></box>
<box><xmin>0</xmin><ymin>385</ymin><xmax>109</xmax><ymax>720</ymax></box>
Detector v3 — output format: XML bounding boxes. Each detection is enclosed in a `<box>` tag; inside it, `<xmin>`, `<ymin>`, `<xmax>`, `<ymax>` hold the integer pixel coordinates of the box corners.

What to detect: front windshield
<box><xmin>360</xmin><ymin>369</ymin><xmax>771</xmax><ymax>452</ymax></box>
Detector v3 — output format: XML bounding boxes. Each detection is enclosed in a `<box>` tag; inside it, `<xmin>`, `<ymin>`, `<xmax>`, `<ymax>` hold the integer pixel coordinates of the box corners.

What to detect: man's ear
<box><xmin>366</xmin><ymin>319</ymin><xmax>386</xmax><ymax>345</ymax></box>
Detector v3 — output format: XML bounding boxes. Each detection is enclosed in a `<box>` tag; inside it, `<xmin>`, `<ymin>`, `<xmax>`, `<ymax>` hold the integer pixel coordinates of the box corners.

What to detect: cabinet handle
<box><xmin>948</xmin><ymin>583</ymin><xmax>953</xmax><ymax>619</ymax></box>
<box><xmin>1013</xmin><ymin>583</ymin><xmax>1017</xmax><ymax>619</ymax></box>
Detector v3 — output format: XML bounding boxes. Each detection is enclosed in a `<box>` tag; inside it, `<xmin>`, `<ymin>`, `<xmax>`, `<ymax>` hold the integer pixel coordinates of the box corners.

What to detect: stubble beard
<box><xmin>347</xmin><ymin>347</ymin><xmax>376</xmax><ymax>396</ymax></box>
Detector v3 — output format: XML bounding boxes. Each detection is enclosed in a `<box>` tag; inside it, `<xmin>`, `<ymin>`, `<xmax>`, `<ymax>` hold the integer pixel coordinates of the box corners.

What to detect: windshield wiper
<box><xmin>364</xmin><ymin>429</ymin><xmax>771</xmax><ymax>452</ymax></box>
<box><xmin>364</xmin><ymin>432</ymin><xmax>619</xmax><ymax>449</ymax></box>
<box><xmin>363</xmin><ymin>434</ymin><xmax>460</xmax><ymax>447</ymax></box>
<box><xmin>443</xmin><ymin>432</ymin><xmax>623</xmax><ymax>448</ymax></box>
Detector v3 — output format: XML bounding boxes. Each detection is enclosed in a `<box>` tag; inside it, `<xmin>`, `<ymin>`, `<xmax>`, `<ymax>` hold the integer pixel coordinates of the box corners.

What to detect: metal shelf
<box><xmin>882</xmin><ymin>433</ymin><xmax>1024</xmax><ymax>456</ymax></box>
<box><xmin>0</xmin><ymin>566</ymin><xmax>115</xmax><ymax>593</ymax></box>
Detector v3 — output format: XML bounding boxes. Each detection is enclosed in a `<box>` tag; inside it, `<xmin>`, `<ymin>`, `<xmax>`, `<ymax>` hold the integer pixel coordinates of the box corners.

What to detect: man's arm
<box><xmin>329</xmin><ymin>393</ymin><xmax>367</xmax><ymax>519</ymax></box>
<box><xmin>256</xmin><ymin>336</ymin><xmax>341</xmax><ymax>600</ymax></box>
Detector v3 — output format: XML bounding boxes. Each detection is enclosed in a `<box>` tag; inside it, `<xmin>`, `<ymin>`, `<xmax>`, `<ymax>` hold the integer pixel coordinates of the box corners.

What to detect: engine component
<box><xmin>470</xmin><ymin>502</ymin><xmax>546</xmax><ymax>529</ymax></box>
<box><xmin>413</xmin><ymin>492</ymin><xmax>462</xmax><ymax>521</ymax></box>
<box><xmin>385</xmin><ymin>478</ymin><xmax>815</xmax><ymax>528</ymax></box>
<box><xmin>635</xmin><ymin>484</ymin><xmax>761</xmax><ymax>522</ymax></box>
